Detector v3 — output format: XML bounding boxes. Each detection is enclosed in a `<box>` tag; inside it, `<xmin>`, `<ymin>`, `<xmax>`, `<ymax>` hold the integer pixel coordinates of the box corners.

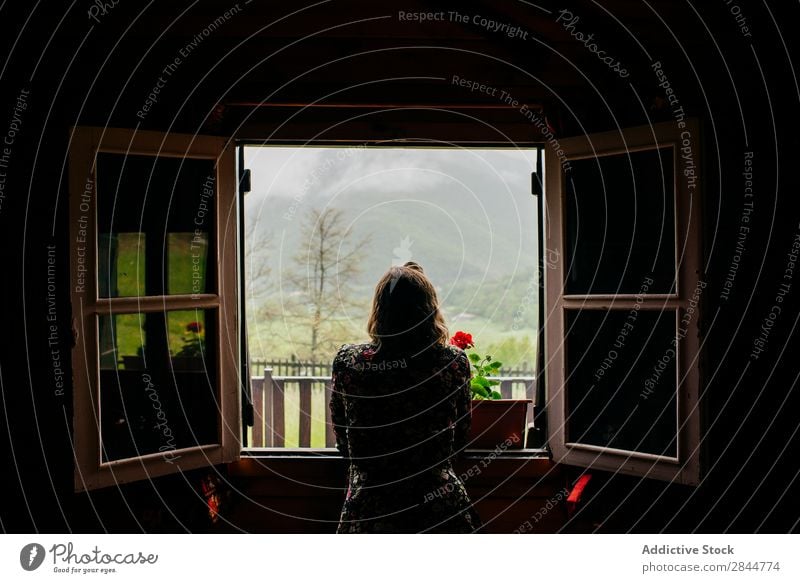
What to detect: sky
<box><xmin>243</xmin><ymin>145</ymin><xmax>539</xmax><ymax>278</ymax></box>
<box><xmin>242</xmin><ymin>145</ymin><xmax>542</xmax><ymax>356</ymax></box>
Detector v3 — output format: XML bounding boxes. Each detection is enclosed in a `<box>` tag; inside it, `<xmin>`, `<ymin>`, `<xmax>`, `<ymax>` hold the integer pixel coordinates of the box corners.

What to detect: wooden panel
<box><xmin>474</xmin><ymin>498</ymin><xmax>567</xmax><ymax>534</ymax></box>
<box><xmin>263</xmin><ymin>371</ymin><xmax>274</xmax><ymax>447</ymax></box>
<box><xmin>220</xmin><ymin>498</ymin><xmax>341</xmax><ymax>534</ymax></box>
<box><xmin>324</xmin><ymin>380</ymin><xmax>335</xmax><ymax>448</ymax></box>
<box><xmin>251</xmin><ymin>377</ymin><xmax>264</xmax><ymax>448</ymax></box>
<box><xmin>265</xmin><ymin>375</ymin><xmax>286</xmax><ymax>447</ymax></box>
<box><xmin>273</xmin><ymin>379</ymin><xmax>286</xmax><ymax>448</ymax></box>
<box><xmin>94</xmin><ymin>294</ymin><xmax>219</xmax><ymax>313</ymax></box>
<box><xmin>454</xmin><ymin>456</ymin><xmax>553</xmax><ymax>480</ymax></box>
<box><xmin>225</xmin><ymin>455</ymin><xmax>564</xmax><ymax>532</ymax></box>
<box><xmin>230</xmin><ymin>456</ymin><xmax>347</xmax><ymax>479</ymax></box>
<box><xmin>220</xmin><ymin>494</ymin><xmax>568</xmax><ymax>534</ymax></box>
<box><xmin>467</xmin><ymin>482</ymin><xmax>564</xmax><ymax>500</ymax></box>
<box><xmin>500</xmin><ymin>380</ymin><xmax>513</xmax><ymax>399</ymax></box>
<box><xmin>298</xmin><ymin>380</ymin><xmax>312</xmax><ymax>447</ymax></box>
<box><xmin>235</xmin><ymin>478</ymin><xmax>345</xmax><ymax>499</ymax></box>
<box><xmin>526</xmin><ymin>380</ymin><xmax>535</xmax><ymax>426</ymax></box>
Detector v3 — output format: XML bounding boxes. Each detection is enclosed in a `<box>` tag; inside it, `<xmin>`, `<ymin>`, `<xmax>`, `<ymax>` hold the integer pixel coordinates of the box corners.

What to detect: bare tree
<box><xmin>286</xmin><ymin>207</ymin><xmax>371</xmax><ymax>359</ymax></box>
<box><xmin>244</xmin><ymin>215</ymin><xmax>274</xmax><ymax>307</ymax></box>
<box><xmin>243</xmin><ymin>215</ymin><xmax>277</xmax><ymax>364</ymax></box>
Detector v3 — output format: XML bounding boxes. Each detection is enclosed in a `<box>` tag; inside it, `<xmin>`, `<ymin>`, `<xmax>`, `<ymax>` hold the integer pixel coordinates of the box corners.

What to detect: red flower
<box><xmin>207</xmin><ymin>494</ymin><xmax>220</xmax><ymax>522</ymax></box>
<box><xmin>450</xmin><ymin>331</ymin><xmax>474</xmax><ymax>350</ymax></box>
<box><xmin>186</xmin><ymin>321</ymin><xmax>202</xmax><ymax>333</ymax></box>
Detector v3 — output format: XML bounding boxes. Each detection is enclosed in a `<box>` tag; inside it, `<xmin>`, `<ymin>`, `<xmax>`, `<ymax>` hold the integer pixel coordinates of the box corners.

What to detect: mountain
<box><xmin>243</xmin><ymin>145</ymin><xmax>540</xmax><ymax>299</ymax></box>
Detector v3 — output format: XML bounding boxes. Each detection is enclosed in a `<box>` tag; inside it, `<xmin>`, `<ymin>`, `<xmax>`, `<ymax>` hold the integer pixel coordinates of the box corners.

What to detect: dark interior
<box><xmin>1</xmin><ymin>0</ymin><xmax>798</xmax><ymax>533</ymax></box>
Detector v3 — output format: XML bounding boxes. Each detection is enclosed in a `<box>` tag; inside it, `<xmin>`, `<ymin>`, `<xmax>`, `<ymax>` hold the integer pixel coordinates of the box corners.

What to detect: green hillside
<box><xmin>243</xmin><ymin>146</ymin><xmax>541</xmax><ymax>368</ymax></box>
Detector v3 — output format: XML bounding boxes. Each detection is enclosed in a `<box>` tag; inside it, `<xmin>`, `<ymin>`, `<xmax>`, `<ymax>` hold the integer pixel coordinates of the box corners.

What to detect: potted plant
<box><xmin>450</xmin><ymin>331</ymin><xmax>531</xmax><ymax>449</ymax></box>
<box><xmin>172</xmin><ymin>321</ymin><xmax>206</xmax><ymax>371</ymax></box>
<box><xmin>122</xmin><ymin>345</ymin><xmax>145</xmax><ymax>370</ymax></box>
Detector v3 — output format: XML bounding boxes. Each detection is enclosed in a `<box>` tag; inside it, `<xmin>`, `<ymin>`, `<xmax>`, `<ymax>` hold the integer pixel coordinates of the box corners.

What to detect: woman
<box><xmin>329</xmin><ymin>262</ymin><xmax>482</xmax><ymax>533</ymax></box>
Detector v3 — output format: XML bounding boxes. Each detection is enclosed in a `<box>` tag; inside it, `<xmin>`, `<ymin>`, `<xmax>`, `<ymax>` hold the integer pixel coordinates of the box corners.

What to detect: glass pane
<box><xmin>565</xmin><ymin>147</ymin><xmax>675</xmax><ymax>294</ymax></box>
<box><xmin>243</xmin><ymin>145</ymin><xmax>540</xmax><ymax>448</ymax></box>
<box><xmin>243</xmin><ymin>145</ymin><xmax>540</xmax><ymax>364</ymax></box>
<box><xmin>98</xmin><ymin>232</ymin><xmax>146</xmax><ymax>297</ymax></box>
<box><xmin>98</xmin><ymin>309</ymin><xmax>218</xmax><ymax>462</ymax></box>
<box><xmin>167</xmin><ymin>232</ymin><xmax>209</xmax><ymax>295</ymax></box>
<box><xmin>565</xmin><ymin>309</ymin><xmax>678</xmax><ymax>457</ymax></box>
<box><xmin>97</xmin><ymin>153</ymin><xmax>215</xmax><ymax>297</ymax></box>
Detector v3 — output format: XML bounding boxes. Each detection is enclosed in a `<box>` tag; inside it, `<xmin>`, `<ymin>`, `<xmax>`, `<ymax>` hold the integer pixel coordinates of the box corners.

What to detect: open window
<box><xmin>67</xmin><ymin>119</ymin><xmax>701</xmax><ymax>490</ymax></box>
<box><xmin>544</xmin><ymin>120</ymin><xmax>702</xmax><ymax>485</ymax></box>
<box><xmin>242</xmin><ymin>144</ymin><xmax>541</xmax><ymax>450</ymax></box>
<box><xmin>69</xmin><ymin>127</ymin><xmax>240</xmax><ymax>491</ymax></box>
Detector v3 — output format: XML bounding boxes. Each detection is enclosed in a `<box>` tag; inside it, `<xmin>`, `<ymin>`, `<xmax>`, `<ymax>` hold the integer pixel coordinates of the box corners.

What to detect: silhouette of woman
<box><xmin>329</xmin><ymin>262</ymin><xmax>481</xmax><ymax>533</ymax></box>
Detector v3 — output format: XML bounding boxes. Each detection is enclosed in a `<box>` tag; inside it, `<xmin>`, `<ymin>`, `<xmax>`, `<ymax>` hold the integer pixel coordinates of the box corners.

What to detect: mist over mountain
<box><xmin>244</xmin><ymin>146</ymin><xmax>540</xmax><ymax>305</ymax></box>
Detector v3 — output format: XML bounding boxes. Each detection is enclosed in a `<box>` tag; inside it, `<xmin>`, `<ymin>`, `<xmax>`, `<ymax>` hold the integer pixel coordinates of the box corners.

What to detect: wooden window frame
<box><xmin>544</xmin><ymin>119</ymin><xmax>702</xmax><ymax>485</ymax></box>
<box><xmin>66</xmin><ymin>120</ymin><xmax>701</xmax><ymax>493</ymax></box>
<box><xmin>69</xmin><ymin>127</ymin><xmax>241</xmax><ymax>491</ymax></box>
<box><xmin>238</xmin><ymin>140</ymin><xmax>545</xmax><ymax>453</ymax></box>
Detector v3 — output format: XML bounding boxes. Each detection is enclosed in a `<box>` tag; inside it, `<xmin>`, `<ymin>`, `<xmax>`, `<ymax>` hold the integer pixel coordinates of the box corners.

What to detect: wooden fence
<box><xmin>249</xmin><ymin>370</ymin><xmax>536</xmax><ymax>448</ymax></box>
<box><xmin>250</xmin><ymin>358</ymin><xmax>534</xmax><ymax>379</ymax></box>
<box><xmin>250</xmin><ymin>359</ymin><xmax>332</xmax><ymax>378</ymax></box>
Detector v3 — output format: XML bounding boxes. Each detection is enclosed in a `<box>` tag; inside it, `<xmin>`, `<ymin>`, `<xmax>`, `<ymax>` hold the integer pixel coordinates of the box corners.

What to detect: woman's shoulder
<box><xmin>439</xmin><ymin>344</ymin><xmax>470</xmax><ymax>375</ymax></box>
<box><xmin>332</xmin><ymin>342</ymin><xmax>377</xmax><ymax>369</ymax></box>
<box><xmin>440</xmin><ymin>343</ymin><xmax>467</xmax><ymax>361</ymax></box>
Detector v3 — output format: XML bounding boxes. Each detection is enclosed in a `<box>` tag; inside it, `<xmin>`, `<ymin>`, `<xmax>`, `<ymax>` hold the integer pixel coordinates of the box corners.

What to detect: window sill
<box><xmin>225</xmin><ymin>448</ymin><xmax>560</xmax><ymax>533</ymax></box>
<box><xmin>231</xmin><ymin>448</ymin><xmax>557</xmax><ymax>487</ymax></box>
<box><xmin>239</xmin><ymin>447</ymin><xmax>550</xmax><ymax>460</ymax></box>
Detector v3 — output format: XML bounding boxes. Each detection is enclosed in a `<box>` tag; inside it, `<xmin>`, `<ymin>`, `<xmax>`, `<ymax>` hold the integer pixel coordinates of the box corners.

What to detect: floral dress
<box><xmin>329</xmin><ymin>342</ymin><xmax>482</xmax><ymax>533</ymax></box>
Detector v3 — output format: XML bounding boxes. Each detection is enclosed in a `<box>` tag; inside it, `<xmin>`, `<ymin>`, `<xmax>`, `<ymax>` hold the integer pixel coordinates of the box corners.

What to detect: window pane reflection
<box><xmin>96</xmin><ymin>153</ymin><xmax>215</xmax><ymax>297</ymax></box>
<box><xmin>167</xmin><ymin>232</ymin><xmax>209</xmax><ymax>295</ymax></box>
<box><xmin>565</xmin><ymin>309</ymin><xmax>678</xmax><ymax>457</ymax></box>
<box><xmin>565</xmin><ymin>147</ymin><xmax>676</xmax><ymax>294</ymax></box>
<box><xmin>98</xmin><ymin>310</ymin><xmax>218</xmax><ymax>462</ymax></box>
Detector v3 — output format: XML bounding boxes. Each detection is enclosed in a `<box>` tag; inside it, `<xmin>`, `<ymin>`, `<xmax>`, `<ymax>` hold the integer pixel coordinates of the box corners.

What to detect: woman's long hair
<box><xmin>367</xmin><ymin>262</ymin><xmax>449</xmax><ymax>352</ymax></box>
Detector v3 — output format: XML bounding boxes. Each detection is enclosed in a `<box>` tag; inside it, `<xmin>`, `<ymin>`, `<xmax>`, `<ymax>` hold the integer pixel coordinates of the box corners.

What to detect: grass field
<box><xmin>245</xmin><ymin>311</ymin><xmax>538</xmax><ymax>449</ymax></box>
<box><xmin>108</xmin><ymin>231</ymin><xmax>538</xmax><ymax>449</ymax></box>
<box><xmin>246</xmin><ymin>376</ymin><xmax>534</xmax><ymax>449</ymax></box>
<box><xmin>103</xmin><ymin>233</ymin><xmax>209</xmax><ymax>366</ymax></box>
<box><xmin>247</xmin><ymin>311</ymin><xmax>539</xmax><ymax>371</ymax></box>
<box><xmin>247</xmin><ymin>383</ymin><xmax>329</xmax><ymax>448</ymax></box>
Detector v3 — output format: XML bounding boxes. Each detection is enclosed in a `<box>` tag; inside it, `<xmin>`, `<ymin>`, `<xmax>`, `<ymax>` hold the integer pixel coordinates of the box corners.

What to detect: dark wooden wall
<box><xmin>217</xmin><ymin>455</ymin><xmax>567</xmax><ymax>534</ymax></box>
<box><xmin>1</xmin><ymin>0</ymin><xmax>798</xmax><ymax>533</ymax></box>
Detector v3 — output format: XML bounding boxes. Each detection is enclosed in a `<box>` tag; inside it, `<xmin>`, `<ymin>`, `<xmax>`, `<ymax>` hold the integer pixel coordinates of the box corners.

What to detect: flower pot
<box><xmin>121</xmin><ymin>356</ymin><xmax>144</xmax><ymax>370</ymax></box>
<box><xmin>467</xmin><ymin>399</ymin><xmax>531</xmax><ymax>450</ymax></box>
<box><xmin>170</xmin><ymin>357</ymin><xmax>204</xmax><ymax>371</ymax></box>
